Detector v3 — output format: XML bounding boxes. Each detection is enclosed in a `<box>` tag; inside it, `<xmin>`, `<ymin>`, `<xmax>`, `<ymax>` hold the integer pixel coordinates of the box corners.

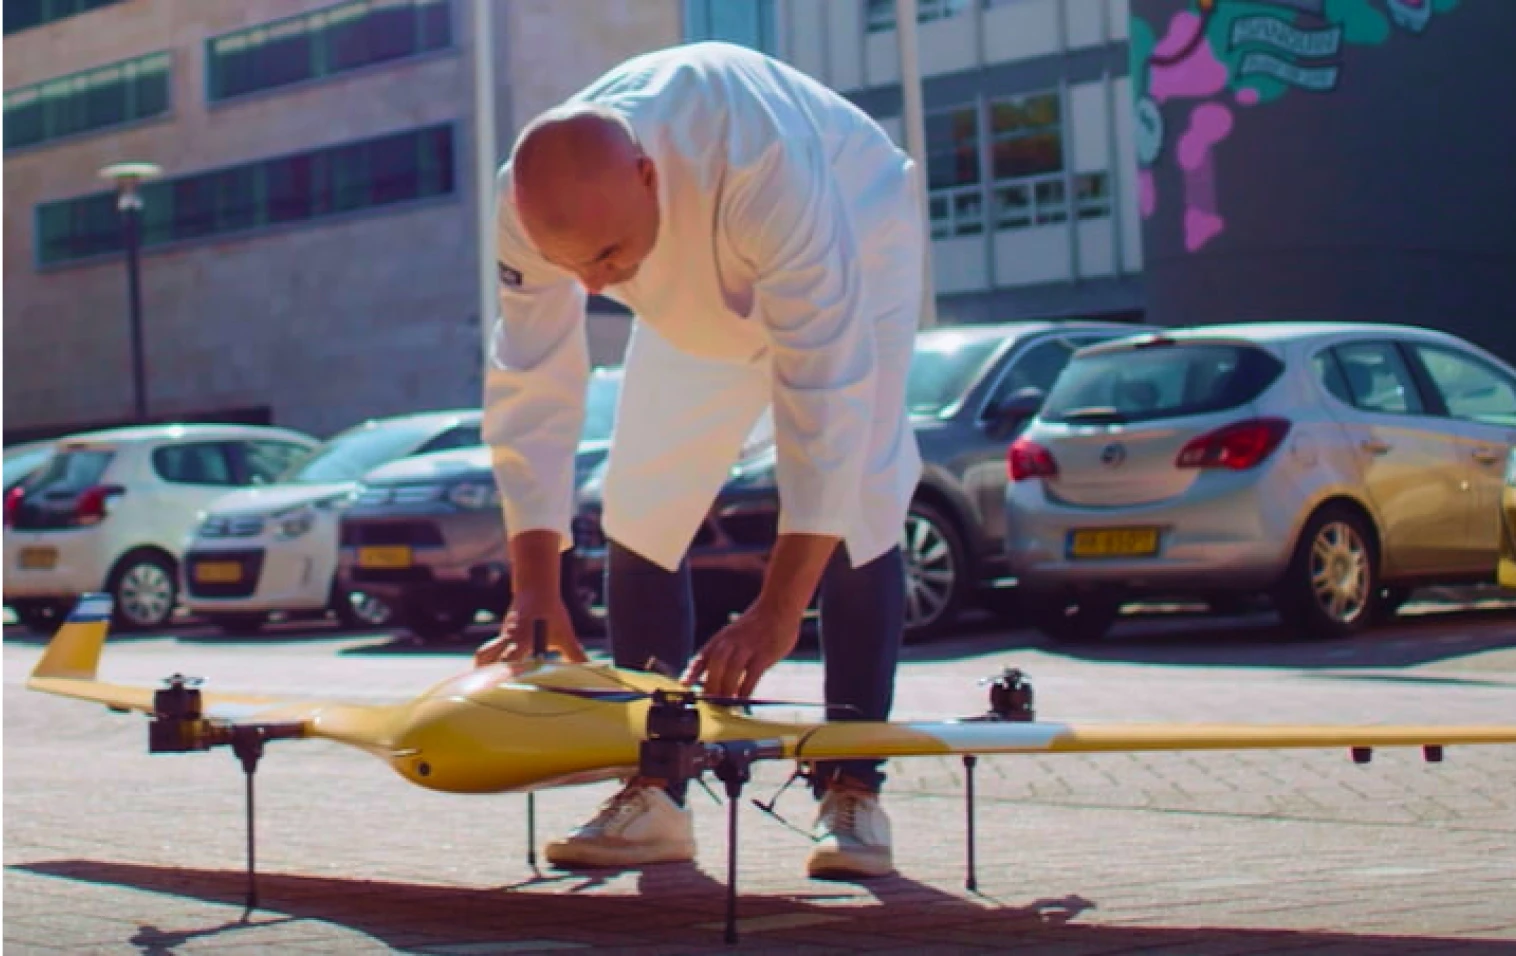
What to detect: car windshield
<box><xmin>581</xmin><ymin>369</ymin><xmax>623</xmax><ymax>444</ymax></box>
<box><xmin>905</xmin><ymin>333</ymin><xmax>1004</xmax><ymax>415</ymax></box>
<box><xmin>280</xmin><ymin>421</ymin><xmax>449</xmax><ymax>484</ymax></box>
<box><xmin>1040</xmin><ymin>341</ymin><xmax>1284</xmax><ymax>425</ymax></box>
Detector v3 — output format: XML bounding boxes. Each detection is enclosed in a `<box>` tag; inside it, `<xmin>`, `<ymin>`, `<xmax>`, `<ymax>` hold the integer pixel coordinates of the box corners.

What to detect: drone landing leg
<box><xmin>963</xmin><ymin>754</ymin><xmax>978</xmax><ymax>893</ymax></box>
<box><xmin>712</xmin><ymin>745</ymin><xmax>757</xmax><ymax>947</ymax></box>
<box><xmin>231</xmin><ymin>728</ymin><xmax>267</xmax><ymax>914</ymax></box>
<box><xmin>527</xmin><ymin>792</ymin><xmax>538</xmax><ymax>872</ymax></box>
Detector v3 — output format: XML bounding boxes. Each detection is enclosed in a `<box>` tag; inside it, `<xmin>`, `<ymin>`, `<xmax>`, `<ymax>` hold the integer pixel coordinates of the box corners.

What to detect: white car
<box><xmin>179</xmin><ymin>410</ymin><xmax>483</xmax><ymax>634</ymax></box>
<box><xmin>3</xmin><ymin>423</ymin><xmax>320</xmax><ymax>634</ymax></box>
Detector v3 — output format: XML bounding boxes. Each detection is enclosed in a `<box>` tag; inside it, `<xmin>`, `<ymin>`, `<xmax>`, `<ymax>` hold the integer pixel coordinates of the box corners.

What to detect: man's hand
<box><xmin>474</xmin><ymin>590</ymin><xmax>588</xmax><ymax>667</ymax></box>
<box><xmin>682</xmin><ymin>601</ymin><xmax>804</xmax><ymax>698</ymax></box>
<box><xmin>682</xmin><ymin>531</ymin><xmax>838</xmax><ymax>697</ymax></box>
<box><xmin>474</xmin><ymin>529</ymin><xmax>588</xmax><ymax>667</ymax></box>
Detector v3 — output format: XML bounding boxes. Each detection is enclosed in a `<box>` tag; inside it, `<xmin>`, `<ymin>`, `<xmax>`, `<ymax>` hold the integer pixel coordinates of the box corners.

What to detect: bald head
<box><xmin>510</xmin><ymin>105</ymin><xmax>661</xmax><ymax>293</ymax></box>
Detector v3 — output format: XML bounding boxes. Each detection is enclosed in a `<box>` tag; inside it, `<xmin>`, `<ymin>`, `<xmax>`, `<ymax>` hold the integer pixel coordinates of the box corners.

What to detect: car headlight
<box><xmin>447</xmin><ymin>479</ymin><xmax>499</xmax><ymax>510</ymax></box>
<box><xmin>271</xmin><ymin>504</ymin><xmax>317</xmax><ymax>540</ymax></box>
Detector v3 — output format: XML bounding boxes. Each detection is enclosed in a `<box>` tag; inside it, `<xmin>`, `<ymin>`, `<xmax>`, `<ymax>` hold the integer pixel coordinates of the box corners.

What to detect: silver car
<box><xmin>1004</xmin><ymin>322</ymin><xmax>1516</xmax><ymax>642</ymax></box>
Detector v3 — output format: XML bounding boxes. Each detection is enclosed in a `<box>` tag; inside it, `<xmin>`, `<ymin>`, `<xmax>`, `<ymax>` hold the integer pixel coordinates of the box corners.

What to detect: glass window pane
<box><xmin>369</xmin><ymin>131</ymin><xmax>420</xmax><ymax>206</ymax></box>
<box><xmin>418</xmin><ymin>0</ymin><xmax>450</xmax><ymax>49</ymax></box>
<box><xmin>266</xmin><ymin>155</ymin><xmax>315</xmax><ymax>223</ymax></box>
<box><xmin>992</xmin><ymin>130</ymin><xmax>1062</xmax><ymax>180</ymax></box>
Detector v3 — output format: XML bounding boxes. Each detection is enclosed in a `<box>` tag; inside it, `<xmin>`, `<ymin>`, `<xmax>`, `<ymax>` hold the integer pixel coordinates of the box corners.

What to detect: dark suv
<box><xmin>336</xmin><ymin>367</ymin><xmax>621</xmax><ymax>642</ymax></box>
<box><xmin>571</xmin><ymin>320</ymin><xmax>1151</xmax><ymax>641</ymax></box>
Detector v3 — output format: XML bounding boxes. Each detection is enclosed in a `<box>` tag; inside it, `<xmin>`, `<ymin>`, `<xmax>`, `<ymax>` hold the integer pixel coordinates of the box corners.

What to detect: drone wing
<box><xmin>772</xmin><ymin>718</ymin><xmax>1516</xmax><ymax>762</ymax></box>
<box><xmin>24</xmin><ymin>594</ymin><xmax>406</xmax><ymax>754</ymax></box>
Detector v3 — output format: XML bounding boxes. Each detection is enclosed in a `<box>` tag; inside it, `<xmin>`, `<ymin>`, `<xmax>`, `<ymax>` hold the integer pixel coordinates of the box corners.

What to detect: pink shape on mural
<box><xmin>1149</xmin><ymin>12</ymin><xmax>1228</xmax><ymax>102</ymax></box>
<box><xmin>1178</xmin><ymin>103</ymin><xmax>1234</xmax><ymax>252</ymax></box>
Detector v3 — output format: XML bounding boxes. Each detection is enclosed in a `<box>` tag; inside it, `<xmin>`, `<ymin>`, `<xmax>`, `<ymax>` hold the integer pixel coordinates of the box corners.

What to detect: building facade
<box><xmin>3</xmin><ymin>0</ymin><xmax>683</xmax><ymax>442</ymax></box>
<box><xmin>4</xmin><ymin>0</ymin><xmax>1143</xmax><ymax>443</ymax></box>
<box><xmin>1129</xmin><ymin>0</ymin><xmax>1516</xmax><ymax>363</ymax></box>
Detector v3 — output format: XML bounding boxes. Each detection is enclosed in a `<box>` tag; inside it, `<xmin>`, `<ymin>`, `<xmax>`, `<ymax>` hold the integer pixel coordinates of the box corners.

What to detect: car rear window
<box><xmin>1040</xmin><ymin>342</ymin><xmax>1284</xmax><ymax>425</ymax></box>
<box><xmin>26</xmin><ymin>448</ymin><xmax>114</xmax><ymax>495</ymax></box>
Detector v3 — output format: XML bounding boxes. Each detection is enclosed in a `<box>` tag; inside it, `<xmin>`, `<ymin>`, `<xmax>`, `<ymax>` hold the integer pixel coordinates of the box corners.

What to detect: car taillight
<box><xmin>75</xmin><ymin>484</ymin><xmax>125</xmax><ymax>525</ymax></box>
<box><xmin>3</xmin><ymin>486</ymin><xmax>24</xmax><ymax>526</ymax></box>
<box><xmin>1175</xmin><ymin>418</ymin><xmax>1292</xmax><ymax>471</ymax></box>
<box><xmin>1008</xmin><ymin>438</ymin><xmax>1059</xmax><ymax>481</ymax></box>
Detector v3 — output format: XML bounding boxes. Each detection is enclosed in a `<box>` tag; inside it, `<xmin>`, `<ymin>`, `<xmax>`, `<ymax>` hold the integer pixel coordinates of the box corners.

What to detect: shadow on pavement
<box><xmin>15</xmin><ymin>859</ymin><xmax>1516</xmax><ymax>954</ymax></box>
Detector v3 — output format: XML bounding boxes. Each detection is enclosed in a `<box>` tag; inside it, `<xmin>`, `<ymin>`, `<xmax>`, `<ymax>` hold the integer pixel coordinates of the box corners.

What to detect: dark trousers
<box><xmin>605</xmin><ymin>539</ymin><xmax>905</xmax><ymax>800</ymax></box>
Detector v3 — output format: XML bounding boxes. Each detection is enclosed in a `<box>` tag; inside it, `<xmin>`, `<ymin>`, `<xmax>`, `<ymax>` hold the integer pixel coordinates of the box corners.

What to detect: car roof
<box><xmin>920</xmin><ymin>319</ymin><xmax>1146</xmax><ymax>344</ymax></box>
<box><xmin>1124</xmin><ymin>321</ymin><xmax>1466</xmax><ymax>346</ymax></box>
<box><xmin>56</xmin><ymin>423</ymin><xmax>316</xmax><ymax>447</ymax></box>
<box><xmin>337</xmin><ymin>408</ymin><xmax>482</xmax><ymax>434</ymax></box>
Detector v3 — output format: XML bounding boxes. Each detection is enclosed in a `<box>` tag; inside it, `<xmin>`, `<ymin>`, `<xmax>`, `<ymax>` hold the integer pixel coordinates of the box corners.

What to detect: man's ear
<box><xmin>638</xmin><ymin>156</ymin><xmax>658</xmax><ymax>196</ymax></box>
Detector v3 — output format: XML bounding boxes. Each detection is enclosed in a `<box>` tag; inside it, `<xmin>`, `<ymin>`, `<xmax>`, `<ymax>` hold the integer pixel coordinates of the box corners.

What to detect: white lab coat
<box><xmin>483</xmin><ymin>41</ymin><xmax>925</xmax><ymax>572</ymax></box>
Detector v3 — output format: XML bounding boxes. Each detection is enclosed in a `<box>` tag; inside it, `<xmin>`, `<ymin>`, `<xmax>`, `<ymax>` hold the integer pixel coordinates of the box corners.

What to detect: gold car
<box><xmin>1501</xmin><ymin>448</ymin><xmax>1516</xmax><ymax>589</ymax></box>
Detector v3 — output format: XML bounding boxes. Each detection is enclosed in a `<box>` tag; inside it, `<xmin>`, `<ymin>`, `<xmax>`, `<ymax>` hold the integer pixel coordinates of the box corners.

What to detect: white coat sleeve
<box><xmin>481</xmin><ymin>173</ymin><xmax>589</xmax><ymax>551</ymax></box>
<box><xmin>726</xmin><ymin>137</ymin><xmax>874</xmax><ymax>541</ymax></box>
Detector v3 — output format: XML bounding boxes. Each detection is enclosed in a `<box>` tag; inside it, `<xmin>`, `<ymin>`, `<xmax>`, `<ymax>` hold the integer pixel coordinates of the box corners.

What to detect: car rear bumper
<box><xmin>1004</xmin><ymin>475</ymin><xmax>1298</xmax><ymax>596</ymax></box>
<box><xmin>2</xmin><ymin>528</ymin><xmax>108</xmax><ymax>599</ymax></box>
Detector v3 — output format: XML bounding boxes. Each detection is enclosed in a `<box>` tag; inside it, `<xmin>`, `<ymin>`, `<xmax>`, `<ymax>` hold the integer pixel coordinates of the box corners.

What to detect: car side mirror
<box><xmin>989</xmin><ymin>387</ymin><xmax>1045</xmax><ymax>425</ymax></box>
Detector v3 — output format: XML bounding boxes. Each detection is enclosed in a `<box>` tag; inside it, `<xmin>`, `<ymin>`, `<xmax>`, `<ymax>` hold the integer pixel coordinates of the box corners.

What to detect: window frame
<box><xmin>4</xmin><ymin>50</ymin><xmax>174</xmax><ymax>154</ymax></box>
<box><xmin>32</xmin><ymin>121</ymin><xmax>459</xmax><ymax>269</ymax></box>
<box><xmin>1405</xmin><ymin>342</ymin><xmax>1516</xmax><ymax>427</ymax></box>
<box><xmin>204</xmin><ymin>0</ymin><xmax>456</xmax><ymax>106</ymax></box>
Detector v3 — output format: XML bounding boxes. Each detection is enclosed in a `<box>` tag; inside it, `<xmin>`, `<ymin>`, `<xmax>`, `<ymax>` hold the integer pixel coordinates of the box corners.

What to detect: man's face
<box><xmin>520</xmin><ymin>156</ymin><xmax>660</xmax><ymax>295</ymax></box>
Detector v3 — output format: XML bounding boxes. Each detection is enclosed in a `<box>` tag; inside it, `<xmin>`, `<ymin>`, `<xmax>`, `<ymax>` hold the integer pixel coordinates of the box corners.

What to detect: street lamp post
<box><xmin>99</xmin><ymin>161</ymin><xmax>162</xmax><ymax>424</ymax></box>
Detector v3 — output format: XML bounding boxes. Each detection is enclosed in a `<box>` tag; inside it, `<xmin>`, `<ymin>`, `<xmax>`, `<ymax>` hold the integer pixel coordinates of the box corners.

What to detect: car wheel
<box><xmin>901</xmin><ymin>500</ymin><xmax>969</xmax><ymax>642</ymax></box>
<box><xmin>12</xmin><ymin>600</ymin><xmax>67</xmax><ymax>636</ymax></box>
<box><xmin>108</xmin><ymin>551</ymin><xmax>178</xmax><ymax>632</ymax></box>
<box><xmin>1275</xmin><ymin>506</ymin><xmax>1381</xmax><ymax>639</ymax></box>
<box><xmin>335</xmin><ymin>589</ymin><xmax>395</xmax><ymax>630</ymax></box>
<box><xmin>205</xmin><ymin>612</ymin><xmax>267</xmax><ymax>636</ymax></box>
<box><xmin>1029</xmin><ymin>595</ymin><xmax>1122</xmax><ymax>644</ymax></box>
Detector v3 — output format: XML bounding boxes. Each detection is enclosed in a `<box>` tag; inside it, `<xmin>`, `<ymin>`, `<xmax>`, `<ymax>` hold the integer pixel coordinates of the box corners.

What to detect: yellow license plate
<box><xmin>1069</xmin><ymin>527</ymin><xmax>1160</xmax><ymax>559</ymax></box>
<box><xmin>358</xmin><ymin>545</ymin><xmax>412</xmax><ymax>569</ymax></box>
<box><xmin>193</xmin><ymin>561</ymin><xmax>243</xmax><ymax>583</ymax></box>
<box><xmin>18</xmin><ymin>547</ymin><xmax>57</xmax><ymax>570</ymax></box>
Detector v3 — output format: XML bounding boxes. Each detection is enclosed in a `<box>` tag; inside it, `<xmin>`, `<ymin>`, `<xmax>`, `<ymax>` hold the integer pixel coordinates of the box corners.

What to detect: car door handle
<box><xmin>1361</xmin><ymin>439</ymin><xmax>1393</xmax><ymax>456</ymax></box>
<box><xmin>1471</xmin><ymin>447</ymin><xmax>1503</xmax><ymax>465</ymax></box>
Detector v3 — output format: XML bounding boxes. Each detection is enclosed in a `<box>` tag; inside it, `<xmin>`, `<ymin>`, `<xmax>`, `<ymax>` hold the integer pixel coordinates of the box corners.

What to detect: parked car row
<box><xmin>2</xmin><ymin>367</ymin><xmax>622</xmax><ymax>639</ymax></box>
<box><xmin>7</xmin><ymin>322</ymin><xmax>1514</xmax><ymax>647</ymax></box>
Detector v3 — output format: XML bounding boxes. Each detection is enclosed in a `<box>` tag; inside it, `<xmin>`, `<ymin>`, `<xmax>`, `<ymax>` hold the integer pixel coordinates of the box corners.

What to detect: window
<box><xmin>866</xmin><ymin>0</ymin><xmax>969</xmax><ymax>33</ymax></box>
<box><xmin>1412</xmin><ymin>345</ymin><xmax>1516</xmax><ymax>426</ymax></box>
<box><xmin>35</xmin><ymin>123</ymin><xmax>455</xmax><ymax>266</ymax></box>
<box><xmin>4</xmin><ymin>51</ymin><xmax>171</xmax><ymax>152</ymax></box>
<box><xmin>417</xmin><ymin>424</ymin><xmax>482</xmax><ymax>454</ymax></box>
<box><xmin>986</xmin><ymin>338</ymin><xmax>1076</xmax><ymax>412</ymax></box>
<box><xmin>4</xmin><ymin>0</ymin><xmax>126</xmax><ymax>35</ymax></box>
<box><xmin>1329</xmin><ymin>342</ymin><xmax>1425</xmax><ymax>415</ymax></box>
<box><xmin>240</xmin><ymin>441</ymin><xmax>313</xmax><ymax>485</ymax></box>
<box><xmin>1042</xmin><ymin>343</ymin><xmax>1285</xmax><ymax>425</ymax></box>
<box><xmin>207</xmin><ymin>0</ymin><xmax>452</xmax><ymax>103</ymax></box>
<box><xmin>684</xmin><ymin>0</ymin><xmax>777</xmax><ymax>54</ymax></box>
<box><xmin>153</xmin><ymin>443</ymin><xmax>237</xmax><ymax>486</ymax></box>
<box><xmin>925</xmin><ymin>105</ymin><xmax>982</xmax><ymax>238</ymax></box>
<box><xmin>988</xmin><ymin>91</ymin><xmax>1068</xmax><ymax>230</ymax></box>
<box><xmin>906</xmin><ymin>333</ymin><xmax>1003</xmax><ymax>415</ymax></box>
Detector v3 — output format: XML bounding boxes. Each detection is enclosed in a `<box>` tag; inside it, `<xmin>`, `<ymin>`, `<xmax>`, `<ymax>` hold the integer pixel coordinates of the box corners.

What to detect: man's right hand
<box><xmin>474</xmin><ymin>590</ymin><xmax>588</xmax><ymax>667</ymax></box>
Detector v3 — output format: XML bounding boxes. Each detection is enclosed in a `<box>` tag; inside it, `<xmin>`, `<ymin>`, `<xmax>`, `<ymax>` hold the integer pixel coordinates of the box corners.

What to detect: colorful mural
<box><xmin>1131</xmin><ymin>0</ymin><xmax>1461</xmax><ymax>253</ymax></box>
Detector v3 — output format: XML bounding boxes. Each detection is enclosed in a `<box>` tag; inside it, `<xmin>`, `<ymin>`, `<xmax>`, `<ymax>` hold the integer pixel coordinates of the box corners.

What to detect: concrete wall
<box><xmin>1130</xmin><ymin>0</ymin><xmax>1516</xmax><ymax>362</ymax></box>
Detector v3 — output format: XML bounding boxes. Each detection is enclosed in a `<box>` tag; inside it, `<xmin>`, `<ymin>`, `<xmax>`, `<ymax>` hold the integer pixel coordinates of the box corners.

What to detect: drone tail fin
<box><xmin>29</xmin><ymin>592</ymin><xmax>113</xmax><ymax>682</ymax></box>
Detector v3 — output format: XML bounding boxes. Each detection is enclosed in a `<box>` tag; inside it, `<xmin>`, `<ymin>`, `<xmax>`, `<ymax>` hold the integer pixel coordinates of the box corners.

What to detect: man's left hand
<box><xmin>682</xmin><ymin>602</ymin><xmax>803</xmax><ymax>698</ymax></box>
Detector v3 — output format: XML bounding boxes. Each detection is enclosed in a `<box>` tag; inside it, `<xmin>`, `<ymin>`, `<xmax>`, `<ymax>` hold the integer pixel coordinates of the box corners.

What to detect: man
<box><xmin>474</xmin><ymin>41</ymin><xmax>925</xmax><ymax>881</ymax></box>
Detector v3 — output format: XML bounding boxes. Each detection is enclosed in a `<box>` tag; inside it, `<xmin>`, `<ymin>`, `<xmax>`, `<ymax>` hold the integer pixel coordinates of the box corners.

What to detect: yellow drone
<box><xmin>26</xmin><ymin>593</ymin><xmax>1516</xmax><ymax>945</ymax></box>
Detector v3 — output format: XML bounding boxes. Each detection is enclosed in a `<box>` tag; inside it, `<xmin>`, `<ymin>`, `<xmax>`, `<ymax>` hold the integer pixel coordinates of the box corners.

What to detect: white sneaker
<box><xmin>543</xmin><ymin>781</ymin><xmax>696</xmax><ymax>869</ymax></box>
<box><xmin>805</xmin><ymin>785</ymin><xmax>895</xmax><ymax>880</ymax></box>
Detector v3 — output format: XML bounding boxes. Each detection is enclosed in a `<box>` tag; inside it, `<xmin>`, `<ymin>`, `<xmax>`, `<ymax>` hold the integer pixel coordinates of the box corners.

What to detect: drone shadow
<box><xmin>15</xmin><ymin>858</ymin><xmax>1516</xmax><ymax>954</ymax></box>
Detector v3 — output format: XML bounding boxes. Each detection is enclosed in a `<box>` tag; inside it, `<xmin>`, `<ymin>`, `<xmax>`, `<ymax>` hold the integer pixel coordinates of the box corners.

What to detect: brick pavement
<box><xmin>5</xmin><ymin>608</ymin><xmax>1516</xmax><ymax>954</ymax></box>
